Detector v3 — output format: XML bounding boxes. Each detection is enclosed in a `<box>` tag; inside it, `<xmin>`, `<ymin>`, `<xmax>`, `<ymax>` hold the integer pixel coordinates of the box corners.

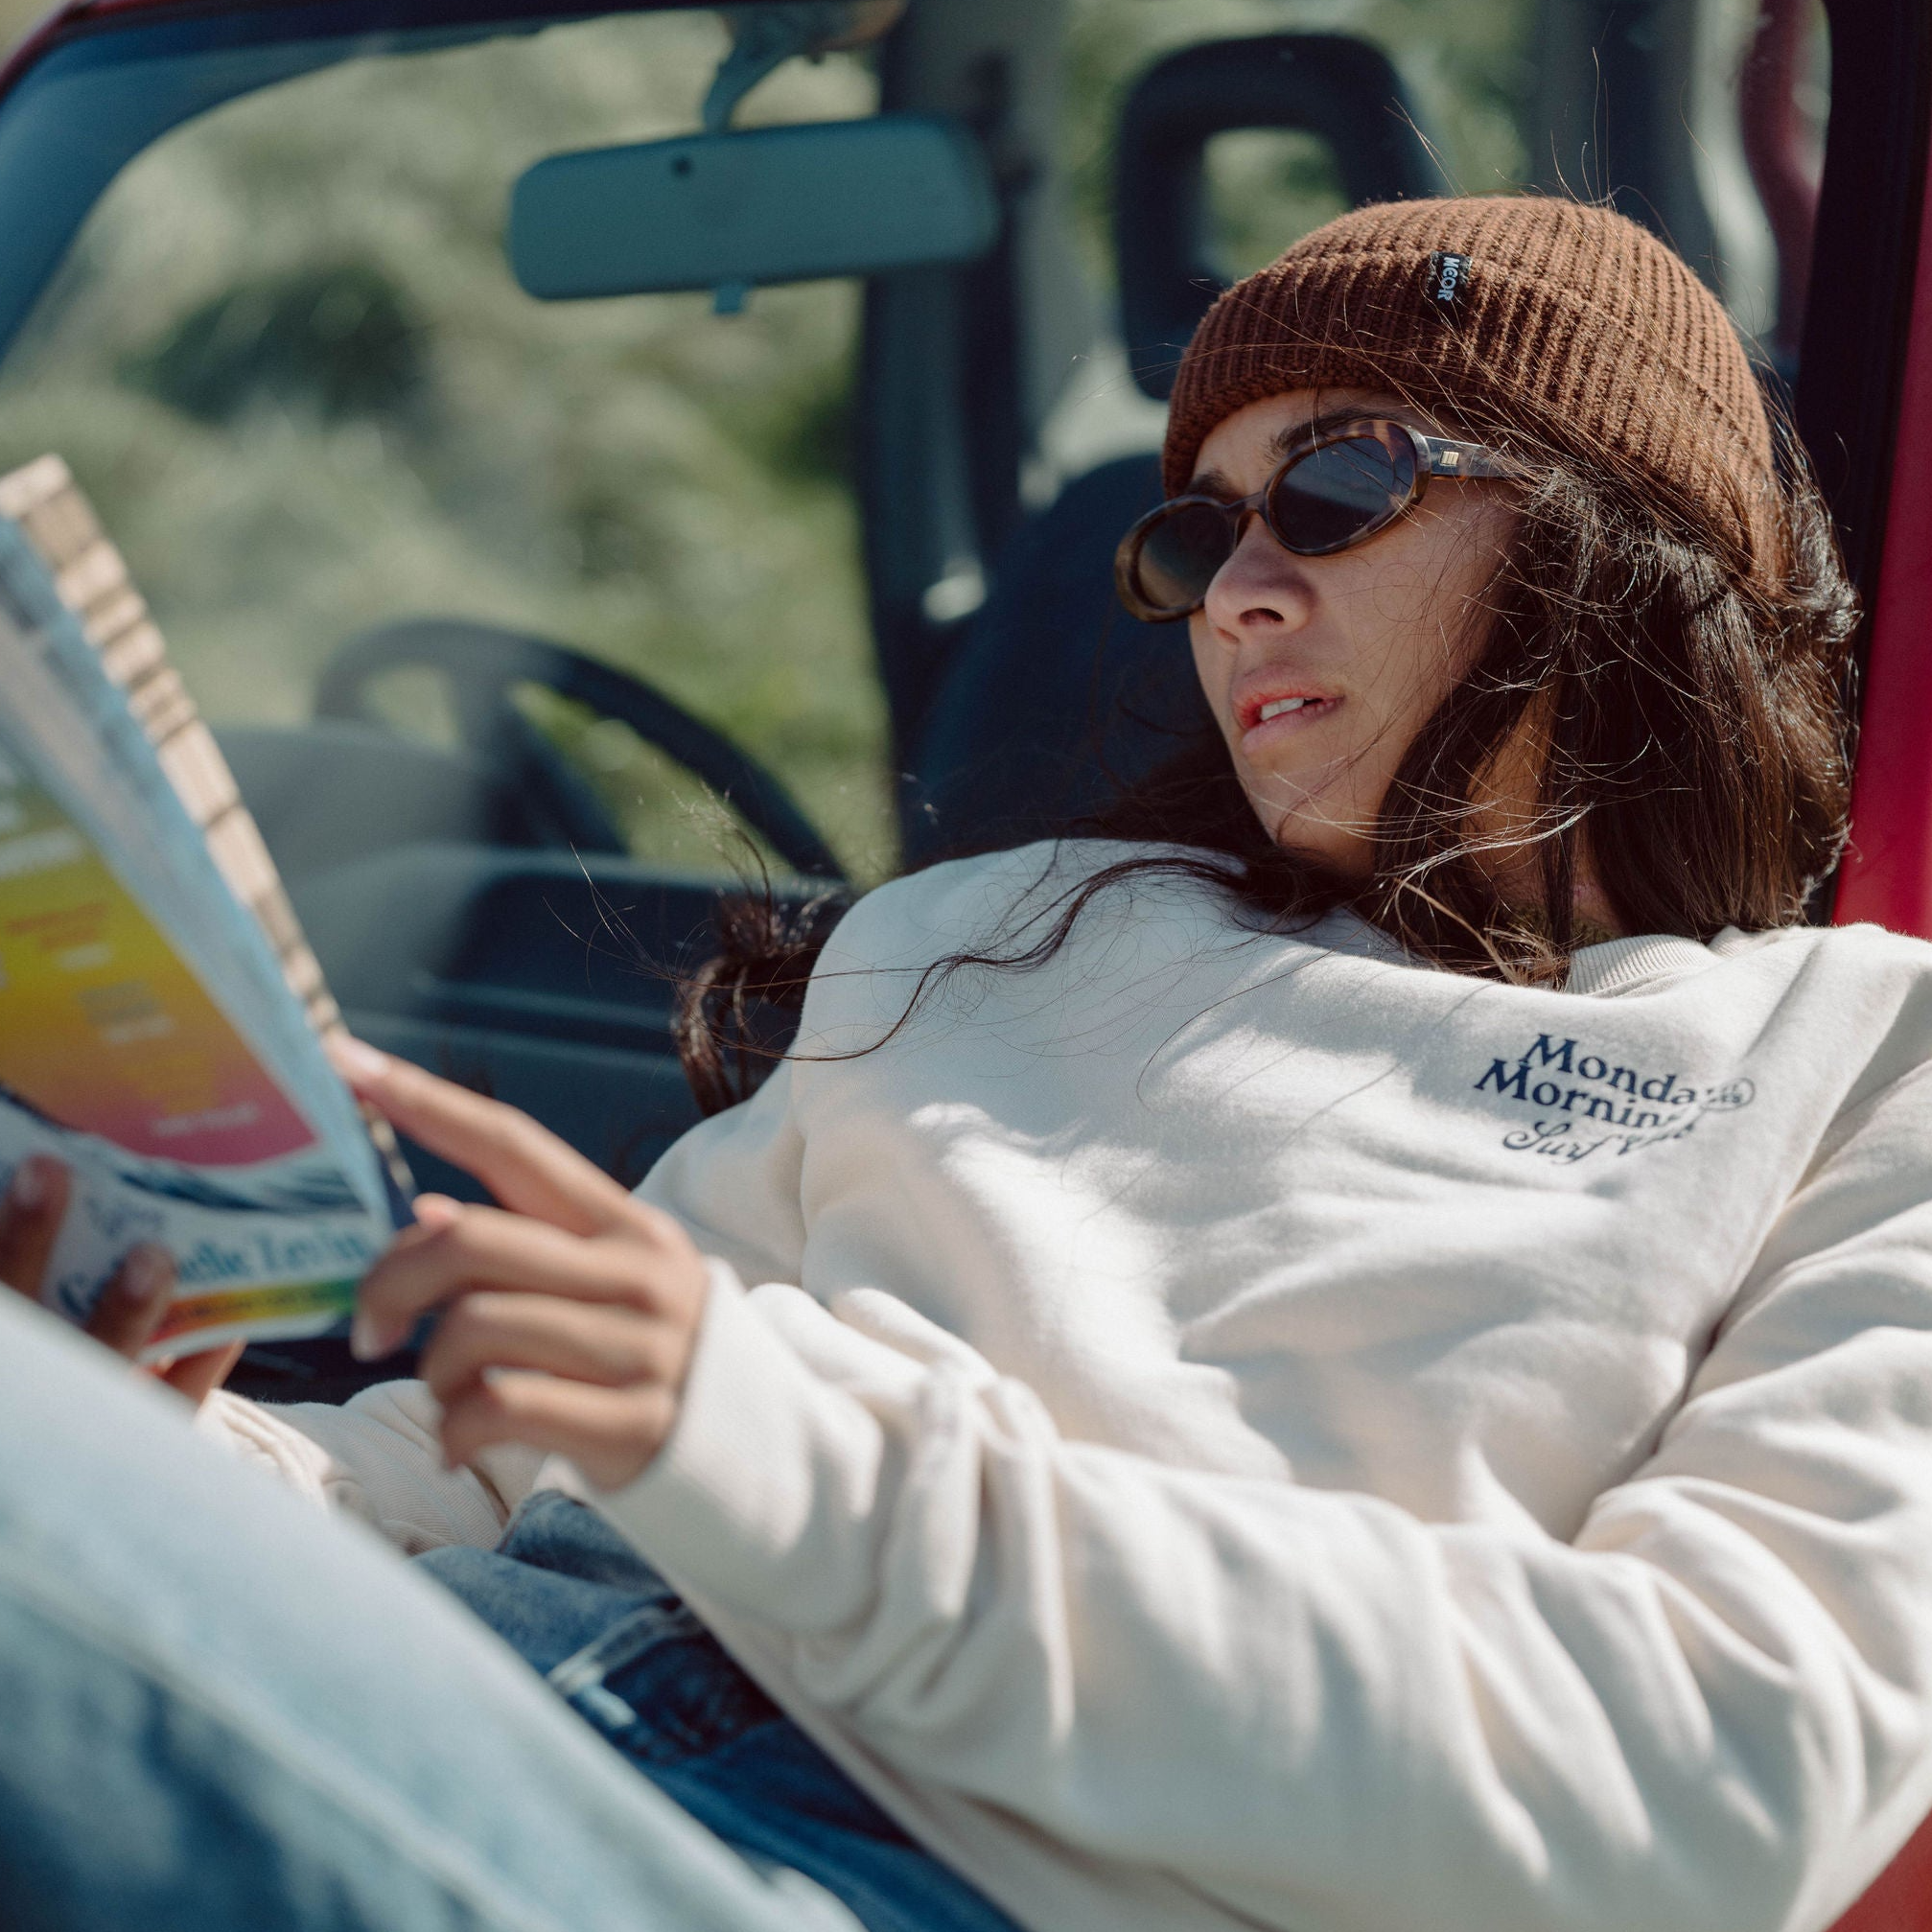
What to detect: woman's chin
<box><xmin>1238</xmin><ymin>789</ymin><xmax>1374</xmax><ymax>875</ymax></box>
<box><xmin>1237</xmin><ymin>762</ymin><xmax>1345</xmax><ymax>824</ymax></box>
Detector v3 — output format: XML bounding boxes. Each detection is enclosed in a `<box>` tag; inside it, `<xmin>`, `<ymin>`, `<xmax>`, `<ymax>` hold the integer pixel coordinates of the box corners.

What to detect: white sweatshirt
<box><xmin>205</xmin><ymin>841</ymin><xmax>1932</xmax><ymax>1932</ymax></box>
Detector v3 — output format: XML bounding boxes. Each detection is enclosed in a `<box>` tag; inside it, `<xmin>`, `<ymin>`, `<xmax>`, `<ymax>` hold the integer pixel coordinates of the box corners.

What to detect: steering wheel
<box><xmin>314</xmin><ymin>617</ymin><xmax>846</xmax><ymax>882</ymax></box>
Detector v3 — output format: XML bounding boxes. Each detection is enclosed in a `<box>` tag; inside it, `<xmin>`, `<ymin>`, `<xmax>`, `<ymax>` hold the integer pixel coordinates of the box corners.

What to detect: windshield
<box><xmin>0</xmin><ymin>0</ymin><xmax>1830</xmax><ymax>893</ymax></box>
<box><xmin>0</xmin><ymin>7</ymin><xmax>891</xmax><ymax>881</ymax></box>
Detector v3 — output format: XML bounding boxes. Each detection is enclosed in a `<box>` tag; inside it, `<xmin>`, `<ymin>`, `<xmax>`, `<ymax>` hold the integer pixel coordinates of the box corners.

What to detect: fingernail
<box><xmin>327</xmin><ymin>1036</ymin><xmax>391</xmax><ymax>1085</ymax></box>
<box><xmin>412</xmin><ymin>1194</ymin><xmax>461</xmax><ymax>1230</ymax></box>
<box><xmin>121</xmin><ymin>1245</ymin><xmax>172</xmax><ymax>1304</ymax></box>
<box><xmin>7</xmin><ymin>1157</ymin><xmax>49</xmax><ymax>1212</ymax></box>
<box><xmin>349</xmin><ymin>1311</ymin><xmax>387</xmax><ymax>1361</ymax></box>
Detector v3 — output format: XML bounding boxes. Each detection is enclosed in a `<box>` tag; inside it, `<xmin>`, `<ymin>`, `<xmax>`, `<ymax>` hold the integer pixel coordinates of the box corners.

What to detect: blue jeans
<box><xmin>0</xmin><ymin>1292</ymin><xmax>1016</xmax><ymax>1932</ymax></box>
<box><xmin>416</xmin><ymin>1493</ymin><xmax>1019</xmax><ymax>1932</ymax></box>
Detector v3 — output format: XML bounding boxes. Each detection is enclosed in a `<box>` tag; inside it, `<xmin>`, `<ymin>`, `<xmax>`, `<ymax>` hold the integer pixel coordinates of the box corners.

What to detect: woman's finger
<box><xmin>354</xmin><ymin>1205</ymin><xmax>685</xmax><ymax>1360</ymax></box>
<box><xmin>83</xmin><ymin>1244</ymin><xmax>176</xmax><ymax>1357</ymax></box>
<box><xmin>417</xmin><ymin>1290</ymin><xmax>686</xmax><ymax>1406</ymax></box>
<box><xmin>439</xmin><ymin>1371</ymin><xmax>679</xmax><ymax>1491</ymax></box>
<box><xmin>0</xmin><ymin>1156</ymin><xmax>69</xmax><ymax>1297</ymax></box>
<box><xmin>327</xmin><ymin>1040</ymin><xmax>635</xmax><ymax>1238</ymax></box>
<box><xmin>157</xmin><ymin>1340</ymin><xmax>244</xmax><ymax>1406</ymax></box>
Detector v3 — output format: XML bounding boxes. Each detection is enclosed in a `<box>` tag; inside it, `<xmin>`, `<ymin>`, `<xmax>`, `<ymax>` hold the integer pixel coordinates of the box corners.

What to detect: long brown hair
<box><xmin>676</xmin><ymin>414</ymin><xmax>1857</xmax><ymax>1117</ymax></box>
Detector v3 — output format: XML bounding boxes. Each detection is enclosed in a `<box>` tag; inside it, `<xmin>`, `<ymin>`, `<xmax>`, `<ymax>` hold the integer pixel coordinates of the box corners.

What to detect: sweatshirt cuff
<box><xmin>591</xmin><ymin>1257</ymin><xmax>887</xmax><ymax>1626</ymax></box>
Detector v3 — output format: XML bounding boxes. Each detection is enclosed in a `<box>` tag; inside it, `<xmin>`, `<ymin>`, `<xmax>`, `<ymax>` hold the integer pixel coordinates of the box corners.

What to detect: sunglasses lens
<box><xmin>1269</xmin><ymin>432</ymin><xmax>1415</xmax><ymax>552</ymax></box>
<box><xmin>1129</xmin><ymin>500</ymin><xmax>1235</xmax><ymax>616</ymax></box>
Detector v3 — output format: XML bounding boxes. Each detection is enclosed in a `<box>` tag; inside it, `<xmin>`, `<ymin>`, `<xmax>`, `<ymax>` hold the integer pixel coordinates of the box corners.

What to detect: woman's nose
<box><xmin>1201</xmin><ymin>515</ymin><xmax>1315</xmax><ymax>639</ymax></box>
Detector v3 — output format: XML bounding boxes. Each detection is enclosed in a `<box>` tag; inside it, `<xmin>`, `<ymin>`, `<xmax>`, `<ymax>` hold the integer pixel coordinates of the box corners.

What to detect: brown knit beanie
<box><xmin>1162</xmin><ymin>196</ymin><xmax>1781</xmax><ymax>576</ymax></box>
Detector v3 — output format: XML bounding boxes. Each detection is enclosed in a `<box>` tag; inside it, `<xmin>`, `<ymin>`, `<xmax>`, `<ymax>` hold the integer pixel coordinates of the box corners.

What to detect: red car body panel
<box><xmin>1836</xmin><ymin>139</ymin><xmax>1932</xmax><ymax>943</ymax></box>
<box><xmin>1836</xmin><ymin>1805</ymin><xmax>1932</xmax><ymax>1932</ymax></box>
<box><xmin>1798</xmin><ymin>109</ymin><xmax>1932</xmax><ymax>1932</ymax></box>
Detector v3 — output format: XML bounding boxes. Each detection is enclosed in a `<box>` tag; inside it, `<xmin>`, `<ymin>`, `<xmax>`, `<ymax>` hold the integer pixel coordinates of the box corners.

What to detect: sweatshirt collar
<box><xmin>1309</xmin><ymin>909</ymin><xmax>1729</xmax><ymax>997</ymax></box>
<box><xmin>1563</xmin><ymin>932</ymin><xmax>1723</xmax><ymax>996</ymax></box>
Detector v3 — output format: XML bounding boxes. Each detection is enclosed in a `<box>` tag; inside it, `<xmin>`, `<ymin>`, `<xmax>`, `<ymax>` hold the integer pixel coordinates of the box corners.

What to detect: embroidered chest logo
<box><xmin>1472</xmin><ymin>1033</ymin><xmax>1755</xmax><ymax>1164</ymax></box>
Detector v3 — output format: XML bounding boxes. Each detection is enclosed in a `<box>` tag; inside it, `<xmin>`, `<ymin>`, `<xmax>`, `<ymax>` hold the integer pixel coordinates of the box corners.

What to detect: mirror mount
<box><xmin>703</xmin><ymin>2</ymin><xmax>906</xmax><ymax>133</ymax></box>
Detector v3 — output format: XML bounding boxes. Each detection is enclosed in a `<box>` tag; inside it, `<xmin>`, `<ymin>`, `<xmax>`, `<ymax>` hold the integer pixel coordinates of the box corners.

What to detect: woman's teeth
<box><xmin>1258</xmin><ymin>697</ymin><xmax>1310</xmax><ymax>722</ymax></box>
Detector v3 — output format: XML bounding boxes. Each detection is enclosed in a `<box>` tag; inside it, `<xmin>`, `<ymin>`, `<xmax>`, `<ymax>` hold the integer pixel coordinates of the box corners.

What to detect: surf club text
<box><xmin>1475</xmin><ymin>1034</ymin><xmax>1696</xmax><ymax>1128</ymax></box>
<box><xmin>1472</xmin><ymin>1034</ymin><xmax>1756</xmax><ymax>1164</ymax></box>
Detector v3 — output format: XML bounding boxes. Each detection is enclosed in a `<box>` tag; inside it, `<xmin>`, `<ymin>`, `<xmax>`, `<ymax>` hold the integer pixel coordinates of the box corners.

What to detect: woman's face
<box><xmin>1187</xmin><ymin>386</ymin><xmax>1517</xmax><ymax>875</ymax></box>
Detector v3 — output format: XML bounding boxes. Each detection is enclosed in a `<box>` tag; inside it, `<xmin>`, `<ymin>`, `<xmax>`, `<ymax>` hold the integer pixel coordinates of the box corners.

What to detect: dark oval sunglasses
<box><xmin>1113</xmin><ymin>416</ymin><xmax>1526</xmax><ymax>624</ymax></box>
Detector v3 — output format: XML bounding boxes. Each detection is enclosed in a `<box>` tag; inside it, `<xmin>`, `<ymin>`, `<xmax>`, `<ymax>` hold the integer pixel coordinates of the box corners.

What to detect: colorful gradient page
<box><xmin>0</xmin><ymin>780</ymin><xmax>314</xmax><ymax>1167</ymax></box>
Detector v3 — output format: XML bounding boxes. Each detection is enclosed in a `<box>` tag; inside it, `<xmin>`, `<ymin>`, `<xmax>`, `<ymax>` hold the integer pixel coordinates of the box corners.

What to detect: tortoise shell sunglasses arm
<box><xmin>1415</xmin><ymin>433</ymin><xmax>1532</xmax><ymax>480</ymax></box>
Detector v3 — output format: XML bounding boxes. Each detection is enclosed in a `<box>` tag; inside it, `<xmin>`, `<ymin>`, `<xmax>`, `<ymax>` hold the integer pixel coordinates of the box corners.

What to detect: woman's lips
<box><xmin>1236</xmin><ymin>690</ymin><xmax>1339</xmax><ymax>754</ymax></box>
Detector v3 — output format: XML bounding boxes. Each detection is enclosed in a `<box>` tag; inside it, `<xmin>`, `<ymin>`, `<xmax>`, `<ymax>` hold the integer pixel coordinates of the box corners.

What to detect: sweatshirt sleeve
<box><xmin>597</xmin><ymin>1064</ymin><xmax>1932</xmax><ymax>1932</ymax></box>
<box><xmin>632</xmin><ymin>1053</ymin><xmax>809</xmax><ymax>1286</ymax></box>
<box><xmin>188</xmin><ymin>1055</ymin><xmax>814</xmax><ymax>1558</ymax></box>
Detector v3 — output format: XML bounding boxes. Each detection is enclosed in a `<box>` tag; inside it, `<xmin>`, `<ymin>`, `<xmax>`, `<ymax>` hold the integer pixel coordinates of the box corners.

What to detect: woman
<box><xmin>4</xmin><ymin>196</ymin><xmax>1929</xmax><ymax>1932</ymax></box>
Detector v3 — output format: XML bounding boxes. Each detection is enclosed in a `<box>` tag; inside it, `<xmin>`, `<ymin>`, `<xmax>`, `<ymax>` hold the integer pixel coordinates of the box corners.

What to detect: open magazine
<box><xmin>0</xmin><ymin>455</ymin><xmax>403</xmax><ymax>1361</ymax></box>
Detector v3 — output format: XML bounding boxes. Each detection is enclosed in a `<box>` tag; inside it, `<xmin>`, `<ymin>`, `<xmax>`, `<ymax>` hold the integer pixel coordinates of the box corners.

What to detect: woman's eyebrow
<box><xmin>1188</xmin><ymin>408</ymin><xmax>1432</xmax><ymax>493</ymax></box>
<box><xmin>1186</xmin><ymin>466</ymin><xmax>1237</xmax><ymax>499</ymax></box>
<box><xmin>1260</xmin><ymin>408</ymin><xmax>1422</xmax><ymax>465</ymax></box>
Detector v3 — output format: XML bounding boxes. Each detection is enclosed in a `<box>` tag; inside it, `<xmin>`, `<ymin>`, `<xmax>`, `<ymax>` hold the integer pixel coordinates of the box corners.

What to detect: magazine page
<box><xmin>0</xmin><ymin>458</ymin><xmax>354</xmax><ymax>1049</ymax></box>
<box><xmin>0</xmin><ymin>473</ymin><xmax>395</xmax><ymax>1359</ymax></box>
<box><xmin>0</xmin><ymin>454</ymin><xmax>411</xmax><ymax>1207</ymax></box>
<box><xmin>0</xmin><ymin>511</ymin><xmax>372</xmax><ymax>1174</ymax></box>
<box><xmin>0</xmin><ymin>745</ymin><xmax>391</xmax><ymax>1358</ymax></box>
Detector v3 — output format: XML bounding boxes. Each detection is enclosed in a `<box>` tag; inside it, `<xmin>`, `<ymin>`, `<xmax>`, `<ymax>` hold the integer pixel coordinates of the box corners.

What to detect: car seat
<box><xmin>904</xmin><ymin>452</ymin><xmax>1207</xmax><ymax>862</ymax></box>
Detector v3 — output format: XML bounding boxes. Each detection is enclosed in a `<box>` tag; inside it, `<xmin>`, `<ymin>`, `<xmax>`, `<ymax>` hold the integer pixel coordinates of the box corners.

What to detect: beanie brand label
<box><xmin>1426</xmin><ymin>251</ymin><xmax>1470</xmax><ymax>316</ymax></box>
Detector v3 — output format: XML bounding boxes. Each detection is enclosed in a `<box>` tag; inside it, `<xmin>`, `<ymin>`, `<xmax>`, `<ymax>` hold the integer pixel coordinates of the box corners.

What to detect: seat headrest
<box><xmin>905</xmin><ymin>454</ymin><xmax>1214</xmax><ymax>865</ymax></box>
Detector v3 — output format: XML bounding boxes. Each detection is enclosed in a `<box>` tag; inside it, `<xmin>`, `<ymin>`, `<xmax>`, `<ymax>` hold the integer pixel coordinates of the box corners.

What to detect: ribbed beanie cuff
<box><xmin>1161</xmin><ymin>197</ymin><xmax>1780</xmax><ymax>576</ymax></box>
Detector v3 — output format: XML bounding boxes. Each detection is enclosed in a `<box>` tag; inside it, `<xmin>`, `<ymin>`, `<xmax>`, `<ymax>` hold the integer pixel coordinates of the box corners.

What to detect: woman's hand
<box><xmin>0</xmin><ymin>1154</ymin><xmax>242</xmax><ymax>1403</ymax></box>
<box><xmin>332</xmin><ymin>1040</ymin><xmax>710</xmax><ymax>1492</ymax></box>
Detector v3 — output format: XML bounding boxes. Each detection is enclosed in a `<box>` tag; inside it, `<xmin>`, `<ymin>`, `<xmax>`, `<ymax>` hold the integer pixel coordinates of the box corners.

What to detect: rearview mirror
<box><xmin>507</xmin><ymin>115</ymin><xmax>998</xmax><ymax>308</ymax></box>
